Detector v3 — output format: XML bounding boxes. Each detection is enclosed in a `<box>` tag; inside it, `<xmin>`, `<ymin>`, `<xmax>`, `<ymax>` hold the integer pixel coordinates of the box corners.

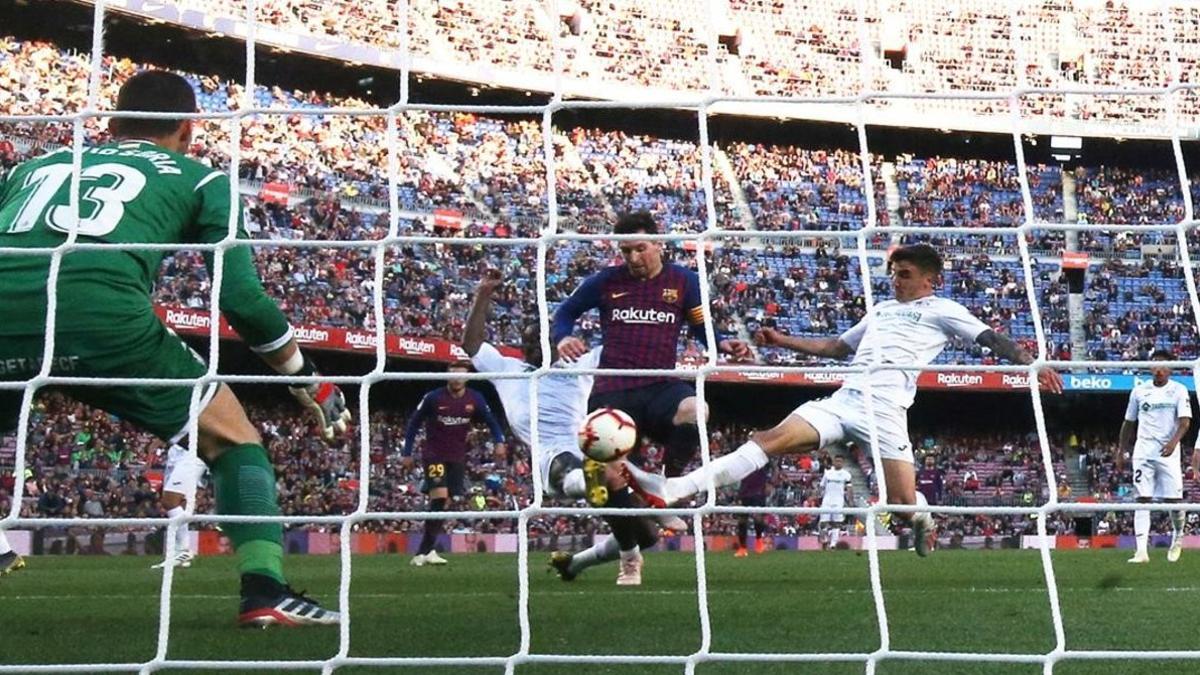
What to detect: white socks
<box><xmin>670</xmin><ymin>441</ymin><xmax>770</xmax><ymax>502</ymax></box>
<box><xmin>1171</xmin><ymin>510</ymin><xmax>1185</xmax><ymax>543</ymax></box>
<box><xmin>561</xmin><ymin>468</ymin><xmax>586</xmax><ymax>499</ymax></box>
<box><xmin>568</xmin><ymin>536</ymin><xmax>621</xmax><ymax>575</ymax></box>
<box><xmin>828</xmin><ymin>528</ymin><xmax>841</xmax><ymax>548</ymax></box>
<box><xmin>913</xmin><ymin>490</ymin><xmax>932</xmax><ymax>528</ymax></box>
<box><xmin>1134</xmin><ymin>509</ymin><xmax>1150</xmax><ymax>555</ymax></box>
<box><xmin>167</xmin><ymin>506</ymin><xmax>191</xmax><ymax>554</ymax></box>
<box><xmin>0</xmin><ymin>528</ymin><xmax>11</xmax><ymax>555</ymax></box>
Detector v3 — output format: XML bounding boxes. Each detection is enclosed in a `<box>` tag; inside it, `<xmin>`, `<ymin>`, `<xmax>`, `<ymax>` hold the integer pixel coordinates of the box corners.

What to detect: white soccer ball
<box><xmin>578</xmin><ymin>407</ymin><xmax>638</xmax><ymax>462</ymax></box>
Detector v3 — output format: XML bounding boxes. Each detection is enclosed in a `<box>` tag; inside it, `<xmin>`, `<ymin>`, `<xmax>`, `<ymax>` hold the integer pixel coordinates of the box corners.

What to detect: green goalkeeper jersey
<box><xmin>0</xmin><ymin>139</ymin><xmax>289</xmax><ymax>350</ymax></box>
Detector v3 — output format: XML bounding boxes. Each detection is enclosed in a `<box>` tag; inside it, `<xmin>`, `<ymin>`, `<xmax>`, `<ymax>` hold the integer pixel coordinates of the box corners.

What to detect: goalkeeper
<box><xmin>0</xmin><ymin>71</ymin><xmax>350</xmax><ymax>627</ymax></box>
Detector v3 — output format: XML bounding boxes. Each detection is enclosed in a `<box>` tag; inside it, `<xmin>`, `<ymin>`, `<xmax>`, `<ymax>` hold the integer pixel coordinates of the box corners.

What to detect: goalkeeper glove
<box><xmin>287</xmin><ymin>356</ymin><xmax>352</xmax><ymax>441</ymax></box>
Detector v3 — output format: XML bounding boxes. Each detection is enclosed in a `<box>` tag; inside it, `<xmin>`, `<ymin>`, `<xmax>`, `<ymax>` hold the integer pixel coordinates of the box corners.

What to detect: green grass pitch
<box><xmin>2</xmin><ymin>548</ymin><xmax>1197</xmax><ymax>674</ymax></box>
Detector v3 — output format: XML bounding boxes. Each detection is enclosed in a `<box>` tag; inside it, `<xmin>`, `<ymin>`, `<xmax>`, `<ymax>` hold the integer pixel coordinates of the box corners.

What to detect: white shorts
<box><xmin>164</xmin><ymin>452</ymin><xmax>208</xmax><ymax>502</ymax></box>
<box><xmin>793</xmin><ymin>388</ymin><xmax>913</xmax><ymax>463</ymax></box>
<box><xmin>540</xmin><ymin>442</ymin><xmax>585</xmax><ymax>498</ymax></box>
<box><xmin>816</xmin><ymin>499</ymin><xmax>844</xmax><ymax>526</ymax></box>
<box><xmin>1132</xmin><ymin>448</ymin><xmax>1183</xmax><ymax>500</ymax></box>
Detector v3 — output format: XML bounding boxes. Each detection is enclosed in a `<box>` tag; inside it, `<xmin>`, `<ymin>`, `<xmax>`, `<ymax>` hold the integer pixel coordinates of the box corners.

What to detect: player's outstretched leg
<box><xmin>622</xmin><ymin>439</ymin><xmax>771</xmax><ymax>507</ymax></box>
<box><xmin>622</xmin><ymin>415</ymin><xmax>816</xmax><ymax>506</ymax></box>
<box><xmin>623</xmin><ymin>424</ymin><xmax>794</xmax><ymax>507</ymax></box>
<box><xmin>0</xmin><ymin>529</ymin><xmax>24</xmax><ymax>577</ymax></box>
<box><xmin>201</xmin><ymin>386</ymin><xmax>339</xmax><ymax>627</ymax></box>
<box><xmin>1129</xmin><ymin>499</ymin><xmax>1151</xmax><ymax>564</ymax></box>
<box><xmin>550</xmin><ymin>536</ymin><xmax>620</xmax><ymax>581</ymax></box>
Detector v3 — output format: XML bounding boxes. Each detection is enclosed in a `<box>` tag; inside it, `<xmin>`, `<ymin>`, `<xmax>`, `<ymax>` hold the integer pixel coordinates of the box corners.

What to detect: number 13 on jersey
<box><xmin>5</xmin><ymin>162</ymin><xmax>147</xmax><ymax>237</ymax></box>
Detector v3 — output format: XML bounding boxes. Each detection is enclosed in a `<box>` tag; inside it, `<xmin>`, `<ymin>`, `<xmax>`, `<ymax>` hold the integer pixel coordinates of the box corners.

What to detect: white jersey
<box><xmin>470</xmin><ymin>342</ymin><xmax>602</xmax><ymax>451</ymax></box>
<box><xmin>820</xmin><ymin>468</ymin><xmax>853</xmax><ymax>504</ymax></box>
<box><xmin>838</xmin><ymin>296</ymin><xmax>989</xmax><ymax>409</ymax></box>
<box><xmin>1124</xmin><ymin>380</ymin><xmax>1191</xmax><ymax>457</ymax></box>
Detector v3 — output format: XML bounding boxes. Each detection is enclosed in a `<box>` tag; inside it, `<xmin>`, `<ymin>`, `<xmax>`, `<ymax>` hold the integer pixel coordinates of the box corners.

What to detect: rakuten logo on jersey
<box><xmin>345</xmin><ymin>332</ymin><xmax>378</xmax><ymax>350</ymax></box>
<box><xmin>936</xmin><ymin>373</ymin><xmax>983</xmax><ymax>387</ymax></box>
<box><xmin>165</xmin><ymin>310</ymin><xmax>211</xmax><ymax>330</ymax></box>
<box><xmin>294</xmin><ymin>327</ymin><xmax>330</xmax><ymax>344</ymax></box>
<box><xmin>610</xmin><ymin>307</ymin><xmax>677</xmax><ymax>325</ymax></box>
<box><xmin>1066</xmin><ymin>374</ymin><xmax>1113</xmax><ymax>390</ymax></box>
<box><xmin>398</xmin><ymin>338</ymin><xmax>436</xmax><ymax>356</ymax></box>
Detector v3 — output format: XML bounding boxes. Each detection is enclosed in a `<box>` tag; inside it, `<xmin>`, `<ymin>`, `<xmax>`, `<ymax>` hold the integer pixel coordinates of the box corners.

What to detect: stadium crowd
<box><xmin>103</xmin><ymin>0</ymin><xmax>1200</xmax><ymax>130</ymax></box>
<box><xmin>9</xmin><ymin>36</ymin><xmax>1199</xmax><ymax>245</ymax></box>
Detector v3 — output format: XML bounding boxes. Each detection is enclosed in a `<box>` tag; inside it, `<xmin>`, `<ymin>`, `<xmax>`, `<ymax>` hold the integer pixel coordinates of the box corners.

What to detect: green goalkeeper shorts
<box><xmin>0</xmin><ymin>317</ymin><xmax>216</xmax><ymax>442</ymax></box>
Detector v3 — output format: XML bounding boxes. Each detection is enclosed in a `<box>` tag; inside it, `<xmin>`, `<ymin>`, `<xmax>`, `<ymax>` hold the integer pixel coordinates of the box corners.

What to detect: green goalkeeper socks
<box><xmin>210</xmin><ymin>443</ymin><xmax>286</xmax><ymax>584</ymax></box>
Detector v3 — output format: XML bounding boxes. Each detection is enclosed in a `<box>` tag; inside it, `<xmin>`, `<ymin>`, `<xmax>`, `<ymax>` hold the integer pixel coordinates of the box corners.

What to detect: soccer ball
<box><xmin>578</xmin><ymin>408</ymin><xmax>638</xmax><ymax>462</ymax></box>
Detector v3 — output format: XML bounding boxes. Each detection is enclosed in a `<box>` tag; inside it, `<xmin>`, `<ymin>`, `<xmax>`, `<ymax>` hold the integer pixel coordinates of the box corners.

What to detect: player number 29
<box><xmin>6</xmin><ymin>162</ymin><xmax>147</xmax><ymax>237</ymax></box>
<box><xmin>427</xmin><ymin>463</ymin><xmax>446</xmax><ymax>478</ymax></box>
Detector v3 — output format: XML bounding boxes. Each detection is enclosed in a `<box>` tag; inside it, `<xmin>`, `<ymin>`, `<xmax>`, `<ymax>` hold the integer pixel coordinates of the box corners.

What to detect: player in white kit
<box><xmin>819</xmin><ymin>455</ymin><xmax>853</xmax><ymax>549</ymax></box>
<box><xmin>1118</xmin><ymin>349</ymin><xmax>1191</xmax><ymax>564</ymax></box>
<box><xmin>462</xmin><ymin>272</ymin><xmax>671</xmax><ymax>585</ymax></box>
<box><xmin>621</xmin><ymin>244</ymin><xmax>1064</xmax><ymax>556</ymax></box>
<box><xmin>151</xmin><ymin>442</ymin><xmax>208</xmax><ymax>569</ymax></box>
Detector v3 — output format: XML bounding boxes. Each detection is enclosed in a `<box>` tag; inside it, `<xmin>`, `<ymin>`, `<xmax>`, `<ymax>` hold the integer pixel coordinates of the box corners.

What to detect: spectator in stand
<box><xmin>916</xmin><ymin>455</ymin><xmax>944</xmax><ymax>506</ymax></box>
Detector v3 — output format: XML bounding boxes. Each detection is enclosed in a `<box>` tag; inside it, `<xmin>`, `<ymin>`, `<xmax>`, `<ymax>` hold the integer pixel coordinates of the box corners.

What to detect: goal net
<box><xmin>4</xmin><ymin>0</ymin><xmax>1200</xmax><ymax>673</ymax></box>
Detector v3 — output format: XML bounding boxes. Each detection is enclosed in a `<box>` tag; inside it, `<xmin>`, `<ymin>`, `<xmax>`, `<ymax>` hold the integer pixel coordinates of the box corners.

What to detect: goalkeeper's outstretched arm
<box><xmin>195</xmin><ymin>172</ymin><xmax>351</xmax><ymax>440</ymax></box>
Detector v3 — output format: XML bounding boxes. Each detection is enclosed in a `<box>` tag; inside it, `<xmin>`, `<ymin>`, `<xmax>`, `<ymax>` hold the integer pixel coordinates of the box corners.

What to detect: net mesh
<box><xmin>4</xmin><ymin>0</ymin><xmax>1200</xmax><ymax>672</ymax></box>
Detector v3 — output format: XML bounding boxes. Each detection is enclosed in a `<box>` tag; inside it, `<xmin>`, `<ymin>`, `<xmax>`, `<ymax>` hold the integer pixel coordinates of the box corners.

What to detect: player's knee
<box><xmin>548</xmin><ymin>453</ymin><xmax>583</xmax><ymax>493</ymax></box>
<box><xmin>885</xmin><ymin>481</ymin><xmax>916</xmax><ymax>505</ymax></box>
<box><xmin>757</xmin><ymin>415</ymin><xmax>822</xmax><ymax>455</ymax></box>
<box><xmin>672</xmin><ymin>397</ymin><xmax>705</xmax><ymax>426</ymax></box>
<box><xmin>196</xmin><ymin>385</ymin><xmax>262</xmax><ymax>459</ymax></box>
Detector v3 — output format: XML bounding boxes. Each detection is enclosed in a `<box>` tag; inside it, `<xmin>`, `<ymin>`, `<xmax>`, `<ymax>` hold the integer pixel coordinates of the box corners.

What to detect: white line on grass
<box><xmin>4</xmin><ymin>586</ymin><xmax>1197</xmax><ymax>601</ymax></box>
